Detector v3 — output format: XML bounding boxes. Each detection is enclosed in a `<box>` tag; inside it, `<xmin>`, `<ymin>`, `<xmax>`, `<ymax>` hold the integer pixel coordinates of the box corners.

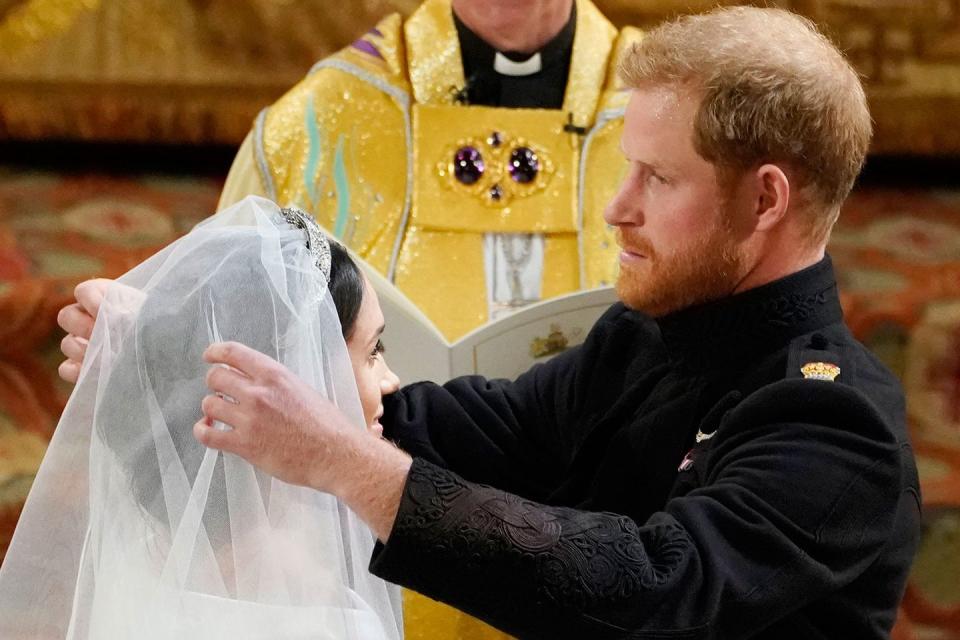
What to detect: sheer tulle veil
<box><xmin>0</xmin><ymin>196</ymin><xmax>403</xmax><ymax>639</ymax></box>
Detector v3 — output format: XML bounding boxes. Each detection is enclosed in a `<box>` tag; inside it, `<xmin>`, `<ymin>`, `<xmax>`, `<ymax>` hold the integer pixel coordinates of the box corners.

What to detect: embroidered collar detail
<box><xmin>654</xmin><ymin>256</ymin><xmax>844</xmax><ymax>370</ymax></box>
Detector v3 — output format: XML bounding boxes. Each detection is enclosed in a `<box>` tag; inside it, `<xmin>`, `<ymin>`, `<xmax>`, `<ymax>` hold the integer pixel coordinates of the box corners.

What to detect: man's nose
<box><xmin>604</xmin><ymin>183</ymin><xmax>641</xmax><ymax>227</ymax></box>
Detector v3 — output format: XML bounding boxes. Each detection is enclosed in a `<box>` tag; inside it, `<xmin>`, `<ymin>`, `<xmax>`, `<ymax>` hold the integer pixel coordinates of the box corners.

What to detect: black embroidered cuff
<box><xmin>369</xmin><ymin>458</ymin><xmax>695</xmax><ymax>638</ymax></box>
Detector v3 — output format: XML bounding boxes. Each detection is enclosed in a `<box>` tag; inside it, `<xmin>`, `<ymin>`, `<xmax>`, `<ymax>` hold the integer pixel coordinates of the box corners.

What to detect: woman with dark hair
<box><xmin>0</xmin><ymin>196</ymin><xmax>403</xmax><ymax>639</ymax></box>
<box><xmin>328</xmin><ymin>240</ymin><xmax>401</xmax><ymax>436</ymax></box>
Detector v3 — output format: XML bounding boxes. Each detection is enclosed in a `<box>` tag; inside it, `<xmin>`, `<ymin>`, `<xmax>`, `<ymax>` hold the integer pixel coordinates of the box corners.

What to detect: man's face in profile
<box><xmin>604</xmin><ymin>86</ymin><xmax>747</xmax><ymax>317</ymax></box>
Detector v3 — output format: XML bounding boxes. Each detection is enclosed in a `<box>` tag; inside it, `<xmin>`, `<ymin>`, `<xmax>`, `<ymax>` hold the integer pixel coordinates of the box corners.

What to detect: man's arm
<box><xmin>382</xmin><ymin>359</ymin><xmax>581</xmax><ymax>498</ymax></box>
<box><xmin>369</xmin><ymin>380</ymin><xmax>915</xmax><ymax>638</ymax></box>
<box><xmin>194</xmin><ymin>332</ymin><xmax>593</xmax><ymax>537</ymax></box>
<box><xmin>382</xmin><ymin>304</ymin><xmax>642</xmax><ymax>496</ymax></box>
<box><xmin>194</xmin><ymin>306</ymin><xmax>631</xmax><ymax>538</ymax></box>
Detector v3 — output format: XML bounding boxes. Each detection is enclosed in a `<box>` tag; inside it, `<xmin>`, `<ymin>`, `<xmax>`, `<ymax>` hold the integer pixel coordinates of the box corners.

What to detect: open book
<box><xmin>357</xmin><ymin>258</ymin><xmax>619</xmax><ymax>385</ymax></box>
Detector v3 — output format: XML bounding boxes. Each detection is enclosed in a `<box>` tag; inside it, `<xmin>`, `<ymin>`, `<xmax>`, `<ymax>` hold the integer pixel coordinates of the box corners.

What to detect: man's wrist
<box><xmin>326</xmin><ymin>429</ymin><xmax>413</xmax><ymax>542</ymax></box>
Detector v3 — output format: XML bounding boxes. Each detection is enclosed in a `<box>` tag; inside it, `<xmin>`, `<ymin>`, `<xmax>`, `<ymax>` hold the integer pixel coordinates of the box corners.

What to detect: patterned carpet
<box><xmin>831</xmin><ymin>189</ymin><xmax>960</xmax><ymax>639</ymax></box>
<box><xmin>0</xmin><ymin>168</ymin><xmax>222</xmax><ymax>557</ymax></box>
<box><xmin>0</xmin><ymin>167</ymin><xmax>956</xmax><ymax>639</ymax></box>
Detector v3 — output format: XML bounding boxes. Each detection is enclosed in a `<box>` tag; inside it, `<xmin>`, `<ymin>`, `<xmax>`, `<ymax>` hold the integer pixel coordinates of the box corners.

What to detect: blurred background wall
<box><xmin>0</xmin><ymin>2</ymin><xmax>958</xmax><ymax>638</ymax></box>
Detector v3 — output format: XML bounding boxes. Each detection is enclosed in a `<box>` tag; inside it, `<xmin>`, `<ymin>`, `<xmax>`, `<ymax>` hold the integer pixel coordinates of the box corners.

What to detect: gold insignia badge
<box><xmin>695</xmin><ymin>429</ymin><xmax>716</xmax><ymax>443</ymax></box>
<box><xmin>801</xmin><ymin>361</ymin><xmax>841</xmax><ymax>381</ymax></box>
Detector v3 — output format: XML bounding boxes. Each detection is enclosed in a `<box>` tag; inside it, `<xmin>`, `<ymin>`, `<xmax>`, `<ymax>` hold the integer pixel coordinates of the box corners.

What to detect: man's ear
<box><xmin>752</xmin><ymin>164</ymin><xmax>790</xmax><ymax>232</ymax></box>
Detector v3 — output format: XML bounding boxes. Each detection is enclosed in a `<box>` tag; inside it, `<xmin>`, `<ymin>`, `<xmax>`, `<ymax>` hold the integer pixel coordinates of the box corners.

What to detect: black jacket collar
<box><xmin>654</xmin><ymin>256</ymin><xmax>844</xmax><ymax>371</ymax></box>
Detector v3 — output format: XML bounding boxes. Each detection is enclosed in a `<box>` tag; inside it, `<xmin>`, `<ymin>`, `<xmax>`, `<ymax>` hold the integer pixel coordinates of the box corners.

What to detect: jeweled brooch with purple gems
<box><xmin>439</xmin><ymin>130</ymin><xmax>555</xmax><ymax>206</ymax></box>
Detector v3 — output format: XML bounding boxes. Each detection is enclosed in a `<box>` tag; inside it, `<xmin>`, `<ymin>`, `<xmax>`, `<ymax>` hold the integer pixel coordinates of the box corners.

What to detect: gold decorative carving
<box><xmin>2</xmin><ymin>0</ymin><xmax>960</xmax><ymax>154</ymax></box>
<box><xmin>530</xmin><ymin>324</ymin><xmax>578</xmax><ymax>359</ymax></box>
<box><xmin>595</xmin><ymin>0</ymin><xmax>960</xmax><ymax>155</ymax></box>
<box><xmin>0</xmin><ymin>0</ymin><xmax>99</xmax><ymax>58</ymax></box>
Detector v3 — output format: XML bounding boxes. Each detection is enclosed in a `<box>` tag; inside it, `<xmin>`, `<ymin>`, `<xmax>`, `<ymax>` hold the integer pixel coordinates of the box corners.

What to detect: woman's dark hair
<box><xmin>96</xmin><ymin>229</ymin><xmax>368</xmax><ymax>548</ymax></box>
<box><xmin>327</xmin><ymin>239</ymin><xmax>364</xmax><ymax>339</ymax></box>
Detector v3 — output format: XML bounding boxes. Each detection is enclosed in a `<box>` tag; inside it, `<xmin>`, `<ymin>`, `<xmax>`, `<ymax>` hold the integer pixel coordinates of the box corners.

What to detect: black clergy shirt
<box><xmin>453</xmin><ymin>4</ymin><xmax>575</xmax><ymax>109</ymax></box>
<box><xmin>371</xmin><ymin>257</ymin><xmax>921</xmax><ymax>639</ymax></box>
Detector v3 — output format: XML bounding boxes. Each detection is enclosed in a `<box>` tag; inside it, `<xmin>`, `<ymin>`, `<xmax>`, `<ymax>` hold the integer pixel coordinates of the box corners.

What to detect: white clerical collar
<box><xmin>493</xmin><ymin>51</ymin><xmax>543</xmax><ymax>76</ymax></box>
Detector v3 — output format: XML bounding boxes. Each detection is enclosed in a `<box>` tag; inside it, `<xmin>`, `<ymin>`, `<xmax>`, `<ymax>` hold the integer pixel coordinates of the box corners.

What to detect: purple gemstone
<box><xmin>454</xmin><ymin>146</ymin><xmax>484</xmax><ymax>185</ymax></box>
<box><xmin>509</xmin><ymin>147</ymin><xmax>539</xmax><ymax>184</ymax></box>
<box><xmin>488</xmin><ymin>131</ymin><xmax>502</xmax><ymax>147</ymax></box>
<box><xmin>489</xmin><ymin>184</ymin><xmax>503</xmax><ymax>201</ymax></box>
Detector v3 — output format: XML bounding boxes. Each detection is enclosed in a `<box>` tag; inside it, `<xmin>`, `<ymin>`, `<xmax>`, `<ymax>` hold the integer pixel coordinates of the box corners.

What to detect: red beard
<box><xmin>615</xmin><ymin>217</ymin><xmax>744</xmax><ymax>317</ymax></box>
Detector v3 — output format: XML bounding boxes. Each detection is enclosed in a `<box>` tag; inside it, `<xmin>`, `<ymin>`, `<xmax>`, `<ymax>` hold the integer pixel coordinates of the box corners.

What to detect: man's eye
<box><xmin>648</xmin><ymin>172</ymin><xmax>668</xmax><ymax>185</ymax></box>
<box><xmin>370</xmin><ymin>339</ymin><xmax>385</xmax><ymax>358</ymax></box>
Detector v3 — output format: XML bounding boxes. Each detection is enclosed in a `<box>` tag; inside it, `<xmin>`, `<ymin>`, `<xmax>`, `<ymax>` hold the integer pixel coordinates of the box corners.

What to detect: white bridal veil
<box><xmin>0</xmin><ymin>196</ymin><xmax>403</xmax><ymax>639</ymax></box>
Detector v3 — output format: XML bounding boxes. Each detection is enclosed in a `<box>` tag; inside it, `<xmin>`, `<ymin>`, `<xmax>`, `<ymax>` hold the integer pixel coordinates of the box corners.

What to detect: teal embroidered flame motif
<box><xmin>304</xmin><ymin>96</ymin><xmax>323</xmax><ymax>206</ymax></box>
<box><xmin>332</xmin><ymin>134</ymin><xmax>350</xmax><ymax>240</ymax></box>
<box><xmin>303</xmin><ymin>95</ymin><xmax>350</xmax><ymax>239</ymax></box>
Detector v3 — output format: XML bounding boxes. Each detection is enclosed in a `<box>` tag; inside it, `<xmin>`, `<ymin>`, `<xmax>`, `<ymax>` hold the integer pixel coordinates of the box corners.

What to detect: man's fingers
<box><xmin>200</xmin><ymin>394</ymin><xmax>246</xmax><ymax>431</ymax></box>
<box><xmin>193</xmin><ymin>417</ymin><xmax>242</xmax><ymax>454</ymax></box>
<box><xmin>204</xmin><ymin>342</ymin><xmax>276</xmax><ymax>379</ymax></box>
<box><xmin>58</xmin><ymin>360</ymin><xmax>80</xmax><ymax>384</ymax></box>
<box><xmin>57</xmin><ymin>303</ymin><xmax>95</xmax><ymax>340</ymax></box>
<box><xmin>60</xmin><ymin>335</ymin><xmax>88</xmax><ymax>362</ymax></box>
<box><xmin>205</xmin><ymin>363</ymin><xmax>251</xmax><ymax>401</ymax></box>
<box><xmin>75</xmin><ymin>279</ymin><xmax>110</xmax><ymax>317</ymax></box>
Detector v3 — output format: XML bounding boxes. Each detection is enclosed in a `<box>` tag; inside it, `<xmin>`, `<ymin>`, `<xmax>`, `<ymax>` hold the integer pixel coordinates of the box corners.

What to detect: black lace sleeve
<box><xmin>370</xmin><ymin>458</ymin><xmax>702</xmax><ymax>639</ymax></box>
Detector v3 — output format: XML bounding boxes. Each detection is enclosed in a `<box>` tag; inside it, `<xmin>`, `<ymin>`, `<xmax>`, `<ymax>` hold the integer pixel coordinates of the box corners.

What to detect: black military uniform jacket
<box><xmin>371</xmin><ymin>257</ymin><xmax>921</xmax><ymax>639</ymax></box>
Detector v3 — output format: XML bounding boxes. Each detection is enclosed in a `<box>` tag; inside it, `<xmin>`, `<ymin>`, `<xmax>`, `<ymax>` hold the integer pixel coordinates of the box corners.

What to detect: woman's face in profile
<box><xmin>345</xmin><ymin>276</ymin><xmax>400</xmax><ymax>436</ymax></box>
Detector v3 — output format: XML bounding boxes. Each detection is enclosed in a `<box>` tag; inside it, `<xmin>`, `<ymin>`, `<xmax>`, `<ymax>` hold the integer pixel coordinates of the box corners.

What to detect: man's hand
<box><xmin>195</xmin><ymin>341</ymin><xmax>411</xmax><ymax>541</ymax></box>
<box><xmin>57</xmin><ymin>279</ymin><xmax>113</xmax><ymax>383</ymax></box>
